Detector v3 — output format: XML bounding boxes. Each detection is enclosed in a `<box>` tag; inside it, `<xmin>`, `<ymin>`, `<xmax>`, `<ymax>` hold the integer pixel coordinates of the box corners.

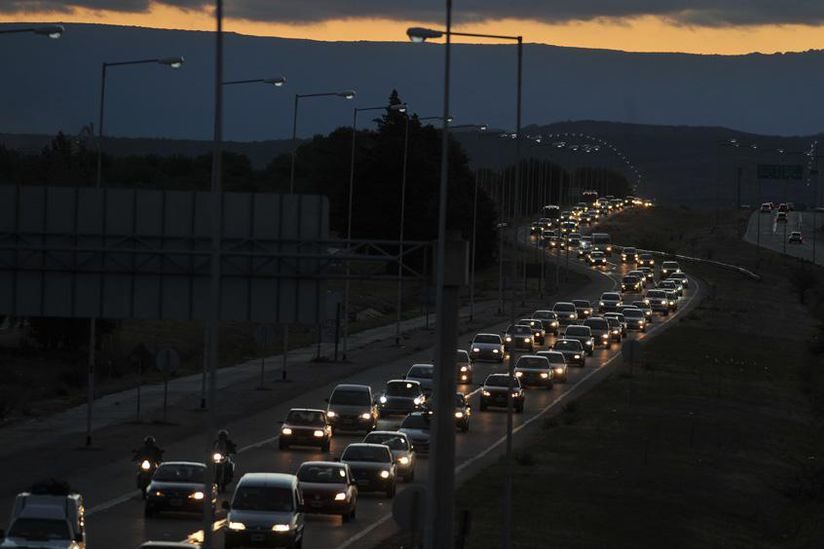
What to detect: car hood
<box><xmin>472</xmin><ymin>342</ymin><xmax>501</xmax><ymax>349</ymax></box>
<box><xmin>484</xmin><ymin>385</ymin><xmax>514</xmax><ymax>393</ymax></box>
<box><xmin>514</xmin><ymin>365</ymin><xmax>549</xmax><ymax>372</ymax></box>
<box><xmin>148</xmin><ymin>480</ymin><xmax>206</xmax><ymax>492</ymax></box>
<box><xmin>227</xmin><ymin>509</ymin><xmax>295</xmax><ymax>528</ymax></box>
<box><xmin>299</xmin><ymin>481</ymin><xmax>347</xmax><ymax>494</ymax></box>
<box><xmin>327</xmin><ymin>403</ymin><xmax>371</xmax><ymax>415</ymax></box>
<box><xmin>399</xmin><ymin>428</ymin><xmax>431</xmax><ymax>441</ymax></box>
<box><xmin>382</xmin><ymin>395</ymin><xmax>417</xmax><ymax>404</ymax></box>
<box><xmin>343</xmin><ymin>460</ymin><xmax>393</xmax><ymax>472</ymax></box>
<box><xmin>406</xmin><ymin>377</ymin><xmax>432</xmax><ymax>389</ymax></box>
<box><xmin>0</xmin><ymin>539</ymin><xmax>79</xmax><ymax>549</ymax></box>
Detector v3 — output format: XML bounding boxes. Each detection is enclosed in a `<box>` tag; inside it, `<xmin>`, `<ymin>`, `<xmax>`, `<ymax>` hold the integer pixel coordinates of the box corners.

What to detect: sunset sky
<box><xmin>3</xmin><ymin>1</ymin><xmax>824</xmax><ymax>55</ymax></box>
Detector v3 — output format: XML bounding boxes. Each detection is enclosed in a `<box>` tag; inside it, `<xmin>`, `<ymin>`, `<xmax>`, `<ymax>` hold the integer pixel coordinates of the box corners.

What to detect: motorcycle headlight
<box><xmin>455</xmin><ymin>411</ymin><xmax>464</xmax><ymax>418</ymax></box>
<box><xmin>190</xmin><ymin>491</ymin><xmax>205</xmax><ymax>501</ymax></box>
<box><xmin>460</xmin><ymin>366</ymin><xmax>468</xmax><ymax>372</ymax></box>
<box><xmin>540</xmin><ymin>372</ymin><xmax>549</xmax><ymax>378</ymax></box>
<box><xmin>399</xmin><ymin>456</ymin><xmax>410</xmax><ymax>465</ymax></box>
<box><xmin>272</xmin><ymin>524</ymin><xmax>291</xmax><ymax>532</ymax></box>
<box><xmin>379</xmin><ymin>470</ymin><xmax>391</xmax><ymax>479</ymax></box>
<box><xmin>140</xmin><ymin>460</ymin><xmax>151</xmax><ymax>471</ymax></box>
<box><xmin>473</xmin><ymin>347</ymin><xmax>481</xmax><ymax>353</ymax></box>
<box><xmin>360</xmin><ymin>412</ymin><xmax>372</xmax><ymax>420</ymax></box>
<box><xmin>601</xmin><ymin>334</ymin><xmax>609</xmax><ymax>339</ymax></box>
<box><xmin>281</xmin><ymin>427</ymin><xmax>292</xmax><ymax>435</ymax></box>
<box><xmin>515</xmin><ymin>371</ymin><xmax>523</xmax><ymax>377</ymax></box>
<box><xmin>335</xmin><ymin>492</ymin><xmax>347</xmax><ymax>501</ymax></box>
<box><xmin>212</xmin><ymin>452</ymin><xmax>223</xmax><ymax>463</ymax></box>
<box><xmin>313</xmin><ymin>430</ymin><xmax>325</xmax><ymax>438</ymax></box>
<box><xmin>505</xmin><ymin>336</ymin><xmax>512</xmax><ymax>342</ymax></box>
<box><xmin>326</xmin><ymin>410</ymin><xmax>336</xmax><ymax>418</ymax></box>
<box><xmin>379</xmin><ymin>396</ymin><xmax>387</xmax><ymax>404</ymax></box>
<box><xmin>413</xmin><ymin>397</ymin><xmax>422</xmax><ymax>406</ymax></box>
<box><xmin>228</xmin><ymin>521</ymin><xmax>246</xmax><ymax>531</ymax></box>
<box><xmin>512</xmin><ymin>392</ymin><xmax>520</xmax><ymax>398</ymax></box>
<box><xmin>535</xmin><ymin>332</ymin><xmax>541</xmax><ymax>337</ymax></box>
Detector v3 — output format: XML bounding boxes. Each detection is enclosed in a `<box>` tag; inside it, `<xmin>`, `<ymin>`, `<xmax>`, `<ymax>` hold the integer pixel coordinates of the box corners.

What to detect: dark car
<box><xmin>223</xmin><ymin>473</ymin><xmax>304</xmax><ymax>549</ymax></box>
<box><xmin>297</xmin><ymin>461</ymin><xmax>357</xmax><ymax>522</ymax></box>
<box><xmin>405</xmin><ymin>364</ymin><xmax>435</xmax><ymax>395</ymax></box>
<box><xmin>788</xmin><ymin>231</ymin><xmax>803</xmax><ymax>244</ymax></box>
<box><xmin>598</xmin><ymin>292</ymin><xmax>623</xmax><ymax>313</ymax></box>
<box><xmin>504</xmin><ymin>324</ymin><xmax>535</xmax><ymax>353</ymax></box>
<box><xmin>469</xmin><ymin>333</ymin><xmax>505</xmax><ymax>362</ymax></box>
<box><xmin>669</xmin><ymin>272</ymin><xmax>689</xmax><ymax>288</ymax></box>
<box><xmin>340</xmin><ymin>443</ymin><xmax>396</xmax><ymax>498</ymax></box>
<box><xmin>563</xmin><ymin>325</ymin><xmax>595</xmax><ymax>355</ymax></box>
<box><xmin>660</xmin><ymin>261</ymin><xmax>681</xmax><ymax>278</ymax></box>
<box><xmin>144</xmin><ymin>462</ymin><xmax>215</xmax><ymax>517</ymax></box>
<box><xmin>587</xmin><ymin>251</ymin><xmax>607</xmax><ymax>267</ymax></box>
<box><xmin>362</xmin><ymin>431</ymin><xmax>416</xmax><ymax>481</ymax></box>
<box><xmin>638</xmin><ymin>254</ymin><xmax>655</xmax><ymax>268</ymax></box>
<box><xmin>536</xmin><ymin>350</ymin><xmax>568</xmax><ymax>382</ymax></box>
<box><xmin>518</xmin><ymin>318</ymin><xmax>547</xmax><ymax>345</ymax></box>
<box><xmin>279</xmin><ymin>408</ymin><xmax>333</xmax><ymax>451</ymax></box>
<box><xmin>638</xmin><ymin>267</ymin><xmax>656</xmax><ymax>284</ymax></box>
<box><xmin>553</xmin><ymin>302</ymin><xmax>579</xmax><ymax>325</ymax></box>
<box><xmin>631</xmin><ymin>300</ymin><xmax>654</xmax><ymax>321</ymax></box>
<box><xmin>376</xmin><ymin>380</ymin><xmax>425</xmax><ymax>418</ymax></box>
<box><xmin>532</xmin><ymin>310</ymin><xmax>560</xmax><ymax>335</ymax></box>
<box><xmin>551</xmin><ymin>339</ymin><xmax>586</xmax><ymax>367</ymax></box>
<box><xmin>454</xmin><ymin>392</ymin><xmax>472</xmax><ymax>433</ymax></box>
<box><xmin>583</xmin><ymin>317</ymin><xmax>612</xmax><ymax>348</ymax></box>
<box><xmin>480</xmin><ymin>374</ymin><xmax>525</xmax><ymax>413</ymax></box>
<box><xmin>456</xmin><ymin>349</ymin><xmax>473</xmax><ymax>384</ymax></box>
<box><xmin>621</xmin><ymin>275</ymin><xmax>642</xmax><ymax>294</ymax></box>
<box><xmin>604</xmin><ymin>316</ymin><xmax>624</xmax><ymax>342</ymax></box>
<box><xmin>621</xmin><ymin>247</ymin><xmax>638</xmax><ymax>263</ymax></box>
<box><xmin>325</xmin><ymin>384</ymin><xmax>378</xmax><ymax>433</ymax></box>
<box><xmin>622</xmin><ymin>307</ymin><xmax>647</xmax><ymax>332</ymax></box>
<box><xmin>572</xmin><ymin>300</ymin><xmax>593</xmax><ymax>320</ymax></box>
<box><xmin>398</xmin><ymin>412</ymin><xmax>432</xmax><ymax>455</ymax></box>
<box><xmin>513</xmin><ymin>355</ymin><xmax>554</xmax><ymax>389</ymax></box>
<box><xmin>604</xmin><ymin>312</ymin><xmax>627</xmax><ymax>336</ymax></box>
<box><xmin>645</xmin><ymin>289</ymin><xmax>670</xmax><ymax>315</ymax></box>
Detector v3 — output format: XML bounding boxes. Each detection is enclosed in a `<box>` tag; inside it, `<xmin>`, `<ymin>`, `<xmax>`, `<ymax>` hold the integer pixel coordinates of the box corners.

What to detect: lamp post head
<box><xmin>390</xmin><ymin>103</ymin><xmax>408</xmax><ymax>113</ymax></box>
<box><xmin>407</xmin><ymin>27</ymin><xmax>444</xmax><ymax>43</ymax></box>
<box><xmin>158</xmin><ymin>56</ymin><xmax>184</xmax><ymax>69</ymax></box>
<box><xmin>263</xmin><ymin>76</ymin><xmax>287</xmax><ymax>87</ymax></box>
<box><xmin>34</xmin><ymin>25</ymin><xmax>64</xmax><ymax>39</ymax></box>
<box><xmin>479</xmin><ymin>124</ymin><xmax>488</xmax><ymax>131</ymax></box>
<box><xmin>338</xmin><ymin>89</ymin><xmax>356</xmax><ymax>99</ymax></box>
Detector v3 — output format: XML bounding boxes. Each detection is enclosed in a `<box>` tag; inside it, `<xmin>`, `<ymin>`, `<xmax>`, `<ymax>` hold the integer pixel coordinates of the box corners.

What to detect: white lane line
<box><xmin>333</xmin><ymin>274</ymin><xmax>700</xmax><ymax>549</ymax></box>
<box><xmin>87</xmin><ymin>490</ymin><xmax>140</xmax><ymax>516</ymax></box>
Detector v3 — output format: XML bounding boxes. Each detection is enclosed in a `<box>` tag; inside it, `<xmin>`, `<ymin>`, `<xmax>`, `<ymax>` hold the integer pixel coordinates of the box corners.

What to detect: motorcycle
<box><xmin>213</xmin><ymin>451</ymin><xmax>235</xmax><ymax>492</ymax></box>
<box><xmin>136</xmin><ymin>458</ymin><xmax>160</xmax><ymax>498</ymax></box>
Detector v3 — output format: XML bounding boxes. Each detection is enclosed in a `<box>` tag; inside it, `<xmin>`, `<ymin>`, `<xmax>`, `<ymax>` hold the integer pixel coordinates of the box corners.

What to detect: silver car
<box><xmin>469</xmin><ymin>333</ymin><xmax>505</xmax><ymax>362</ymax></box>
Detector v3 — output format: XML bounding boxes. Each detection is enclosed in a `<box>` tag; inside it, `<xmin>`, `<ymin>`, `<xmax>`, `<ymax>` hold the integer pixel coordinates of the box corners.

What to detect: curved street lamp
<box><xmin>0</xmin><ymin>24</ymin><xmax>64</xmax><ymax>38</ymax></box>
<box><xmin>223</xmin><ymin>75</ymin><xmax>286</xmax><ymax>87</ymax></box>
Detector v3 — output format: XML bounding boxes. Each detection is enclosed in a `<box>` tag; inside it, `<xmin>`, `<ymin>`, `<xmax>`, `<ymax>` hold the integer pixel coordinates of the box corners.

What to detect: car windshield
<box><xmin>154</xmin><ymin>464</ymin><xmax>205</xmax><ymax>483</ymax></box>
<box><xmin>386</xmin><ymin>382</ymin><xmax>420</xmax><ymax>397</ymax></box>
<box><xmin>591</xmin><ymin>253</ymin><xmax>604</xmax><ymax>259</ymax></box>
<box><xmin>554</xmin><ymin>303</ymin><xmax>575</xmax><ymax>312</ymax></box>
<box><xmin>510</xmin><ymin>326</ymin><xmax>532</xmax><ymax>335</ymax></box>
<box><xmin>330</xmin><ymin>389</ymin><xmax>371</xmax><ymax>406</ymax></box>
<box><xmin>456</xmin><ymin>351</ymin><xmax>469</xmax><ymax>362</ymax></box>
<box><xmin>232</xmin><ymin>486</ymin><xmax>293</xmax><ymax>512</ymax></box>
<box><xmin>573</xmin><ymin>301</ymin><xmax>590</xmax><ymax>308</ymax></box>
<box><xmin>286</xmin><ymin>410</ymin><xmax>326</xmax><ymax>426</ymax></box>
<box><xmin>518</xmin><ymin>319</ymin><xmax>538</xmax><ymax>328</ymax></box>
<box><xmin>474</xmin><ymin>334</ymin><xmax>501</xmax><ymax>344</ymax></box>
<box><xmin>342</xmin><ymin>445</ymin><xmax>391</xmax><ymax>463</ymax></box>
<box><xmin>297</xmin><ymin>464</ymin><xmax>347</xmax><ymax>484</ymax></box>
<box><xmin>647</xmin><ymin>290</ymin><xmax>666</xmax><ymax>298</ymax></box>
<box><xmin>533</xmin><ymin>311</ymin><xmax>556</xmax><ymax>319</ymax></box>
<box><xmin>624</xmin><ymin>248</ymin><xmax>637</xmax><ymax>253</ymax></box>
<box><xmin>606</xmin><ymin>318</ymin><xmax>621</xmax><ymax>327</ymax></box>
<box><xmin>486</xmin><ymin>375</ymin><xmax>517</xmax><ymax>387</ymax></box>
<box><xmin>565</xmin><ymin>326</ymin><xmax>590</xmax><ymax>337</ymax></box>
<box><xmin>456</xmin><ymin>394</ymin><xmax>466</xmax><ymax>406</ymax></box>
<box><xmin>624</xmin><ymin>309</ymin><xmax>644</xmax><ymax>319</ymax></box>
<box><xmin>663</xmin><ymin>262</ymin><xmax>679</xmax><ymax>269</ymax></box>
<box><xmin>539</xmin><ymin>352</ymin><xmax>565</xmax><ymax>364</ymax></box>
<box><xmin>585</xmin><ymin>319</ymin><xmax>609</xmax><ymax>330</ymax></box>
<box><xmin>408</xmin><ymin>366</ymin><xmax>433</xmax><ymax>379</ymax></box>
<box><xmin>516</xmin><ymin>357</ymin><xmax>549</xmax><ymax>369</ymax></box>
<box><xmin>633</xmin><ymin>301</ymin><xmax>650</xmax><ymax>308</ymax></box>
<box><xmin>400</xmin><ymin>415</ymin><xmax>431</xmax><ymax>430</ymax></box>
<box><xmin>622</xmin><ymin>277</ymin><xmax>638</xmax><ymax>283</ymax></box>
<box><xmin>554</xmin><ymin>340</ymin><xmax>582</xmax><ymax>351</ymax></box>
<box><xmin>8</xmin><ymin>518</ymin><xmax>70</xmax><ymax>541</ymax></box>
<box><xmin>602</xmin><ymin>293</ymin><xmax>620</xmax><ymax>300</ymax></box>
<box><xmin>364</xmin><ymin>433</ymin><xmax>409</xmax><ymax>450</ymax></box>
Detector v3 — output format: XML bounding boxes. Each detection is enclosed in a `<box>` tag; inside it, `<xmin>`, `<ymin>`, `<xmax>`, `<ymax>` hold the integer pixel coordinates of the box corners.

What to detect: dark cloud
<box><xmin>3</xmin><ymin>0</ymin><xmax>824</xmax><ymax>27</ymax></box>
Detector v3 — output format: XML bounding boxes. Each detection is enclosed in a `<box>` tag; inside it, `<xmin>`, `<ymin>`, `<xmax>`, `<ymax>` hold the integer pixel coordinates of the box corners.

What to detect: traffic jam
<box><xmin>1</xmin><ymin>194</ymin><xmax>694</xmax><ymax>549</ymax></box>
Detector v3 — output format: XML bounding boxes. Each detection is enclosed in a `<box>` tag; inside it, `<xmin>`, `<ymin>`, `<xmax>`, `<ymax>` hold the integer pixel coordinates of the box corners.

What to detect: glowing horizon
<box><xmin>3</xmin><ymin>5</ymin><xmax>824</xmax><ymax>56</ymax></box>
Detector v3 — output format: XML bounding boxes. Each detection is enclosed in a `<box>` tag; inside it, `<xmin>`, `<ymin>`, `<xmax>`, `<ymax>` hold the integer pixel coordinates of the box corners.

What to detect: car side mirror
<box><xmin>222</xmin><ymin>501</ymin><xmax>231</xmax><ymax>510</ymax></box>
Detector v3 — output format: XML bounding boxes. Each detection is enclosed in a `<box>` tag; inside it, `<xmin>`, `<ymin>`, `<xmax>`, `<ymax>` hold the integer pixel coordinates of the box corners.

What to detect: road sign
<box><xmin>155</xmin><ymin>347</ymin><xmax>180</xmax><ymax>374</ymax></box>
<box><xmin>757</xmin><ymin>164</ymin><xmax>803</xmax><ymax>180</ymax></box>
<box><xmin>253</xmin><ymin>324</ymin><xmax>276</xmax><ymax>347</ymax></box>
<box><xmin>393</xmin><ymin>484</ymin><xmax>426</xmax><ymax>532</ymax></box>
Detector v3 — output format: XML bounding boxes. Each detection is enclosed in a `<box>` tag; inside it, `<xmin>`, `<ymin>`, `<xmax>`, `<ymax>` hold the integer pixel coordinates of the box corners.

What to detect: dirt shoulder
<box><xmin>379</xmin><ymin>206</ymin><xmax>824</xmax><ymax>548</ymax></box>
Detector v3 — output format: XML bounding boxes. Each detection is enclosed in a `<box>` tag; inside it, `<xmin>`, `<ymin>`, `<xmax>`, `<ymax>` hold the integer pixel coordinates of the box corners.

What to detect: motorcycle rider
<box><xmin>213</xmin><ymin>429</ymin><xmax>237</xmax><ymax>487</ymax></box>
<box><xmin>133</xmin><ymin>435</ymin><xmax>164</xmax><ymax>463</ymax></box>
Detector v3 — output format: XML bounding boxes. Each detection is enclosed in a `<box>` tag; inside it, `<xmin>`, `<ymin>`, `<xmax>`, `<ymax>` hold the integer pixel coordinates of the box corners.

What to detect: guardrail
<box><xmin>615</xmin><ymin>245</ymin><xmax>761</xmax><ymax>281</ymax></box>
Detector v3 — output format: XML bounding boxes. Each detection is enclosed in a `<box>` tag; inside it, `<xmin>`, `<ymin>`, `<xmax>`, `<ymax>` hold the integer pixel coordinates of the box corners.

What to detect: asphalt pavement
<box><xmin>744</xmin><ymin>209</ymin><xmax>824</xmax><ymax>266</ymax></box>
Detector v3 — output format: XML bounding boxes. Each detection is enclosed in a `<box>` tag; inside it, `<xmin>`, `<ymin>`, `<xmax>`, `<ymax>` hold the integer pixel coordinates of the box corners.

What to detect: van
<box><xmin>0</xmin><ymin>485</ymin><xmax>86</xmax><ymax>548</ymax></box>
<box><xmin>223</xmin><ymin>473</ymin><xmax>304</xmax><ymax>549</ymax></box>
<box><xmin>325</xmin><ymin>384</ymin><xmax>377</xmax><ymax>433</ymax></box>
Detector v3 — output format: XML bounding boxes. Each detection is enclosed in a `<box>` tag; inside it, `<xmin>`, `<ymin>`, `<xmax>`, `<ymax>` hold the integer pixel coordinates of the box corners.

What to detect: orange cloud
<box><xmin>2</xmin><ymin>5</ymin><xmax>824</xmax><ymax>55</ymax></box>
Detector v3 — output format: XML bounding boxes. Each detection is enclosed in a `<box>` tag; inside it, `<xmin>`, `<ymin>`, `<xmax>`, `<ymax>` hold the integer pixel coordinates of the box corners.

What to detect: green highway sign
<box><xmin>757</xmin><ymin>164</ymin><xmax>803</xmax><ymax>180</ymax></box>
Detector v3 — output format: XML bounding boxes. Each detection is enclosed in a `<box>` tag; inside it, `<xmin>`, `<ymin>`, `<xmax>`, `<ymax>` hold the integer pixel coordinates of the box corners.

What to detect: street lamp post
<box><xmin>408</xmin><ymin>22</ymin><xmax>522</xmax><ymax>549</ymax></box>
<box><xmin>88</xmin><ymin>54</ymin><xmax>183</xmax><ymax>448</ymax></box>
<box><xmin>0</xmin><ymin>24</ymin><xmax>64</xmax><ymax>38</ymax></box>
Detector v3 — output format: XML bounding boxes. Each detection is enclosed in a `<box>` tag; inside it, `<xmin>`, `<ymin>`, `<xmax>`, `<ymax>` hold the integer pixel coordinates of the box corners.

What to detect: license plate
<box><xmin>357</xmin><ymin>479</ymin><xmax>370</xmax><ymax>486</ymax></box>
<box><xmin>169</xmin><ymin>498</ymin><xmax>182</xmax><ymax>507</ymax></box>
<box><xmin>251</xmin><ymin>534</ymin><xmax>265</xmax><ymax>542</ymax></box>
<box><xmin>310</xmin><ymin>501</ymin><xmax>323</xmax><ymax>507</ymax></box>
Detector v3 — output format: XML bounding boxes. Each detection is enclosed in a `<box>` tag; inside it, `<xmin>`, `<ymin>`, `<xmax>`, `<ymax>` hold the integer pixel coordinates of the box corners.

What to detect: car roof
<box><xmin>409</xmin><ymin>363</ymin><xmax>434</xmax><ymax>369</ymax></box>
<box><xmin>287</xmin><ymin>408</ymin><xmax>326</xmax><ymax>414</ymax></box>
<box><xmin>474</xmin><ymin>332</ymin><xmax>500</xmax><ymax>338</ymax></box>
<box><xmin>517</xmin><ymin>354</ymin><xmax>549</xmax><ymax>361</ymax></box>
<box><xmin>366</xmin><ymin>430</ymin><xmax>409</xmax><ymax>439</ymax></box>
<box><xmin>387</xmin><ymin>379</ymin><xmax>420</xmax><ymax>386</ymax></box>
<box><xmin>159</xmin><ymin>461</ymin><xmax>206</xmax><ymax>468</ymax></box>
<box><xmin>299</xmin><ymin>460</ymin><xmax>347</xmax><ymax>468</ymax></box>
<box><xmin>333</xmin><ymin>384</ymin><xmax>371</xmax><ymax>392</ymax></box>
<box><xmin>140</xmin><ymin>543</ymin><xmax>200</xmax><ymax>549</ymax></box>
<box><xmin>344</xmin><ymin>443</ymin><xmax>391</xmax><ymax>451</ymax></box>
<box><xmin>237</xmin><ymin>472</ymin><xmax>297</xmax><ymax>488</ymax></box>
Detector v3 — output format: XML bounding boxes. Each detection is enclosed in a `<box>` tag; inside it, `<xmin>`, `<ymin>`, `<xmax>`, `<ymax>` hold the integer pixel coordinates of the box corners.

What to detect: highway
<box><xmin>744</xmin><ymin>209</ymin><xmax>824</xmax><ymax>266</ymax></box>
<box><xmin>71</xmin><ymin>233</ymin><xmax>700</xmax><ymax>549</ymax></box>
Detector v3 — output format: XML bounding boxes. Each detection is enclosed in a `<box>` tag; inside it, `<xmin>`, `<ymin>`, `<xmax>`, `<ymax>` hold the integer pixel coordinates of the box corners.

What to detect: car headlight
<box><xmin>505</xmin><ymin>336</ymin><xmax>512</xmax><ymax>342</ymax></box>
<box><xmin>574</xmin><ymin>354</ymin><xmax>581</xmax><ymax>359</ymax></box>
<box><xmin>360</xmin><ymin>412</ymin><xmax>372</xmax><ymax>420</ymax></box>
<box><xmin>599</xmin><ymin>301</ymin><xmax>605</xmax><ymax>306</ymax></box>
<box><xmin>153</xmin><ymin>490</ymin><xmax>164</xmax><ymax>497</ymax></box>
<box><xmin>473</xmin><ymin>347</ymin><xmax>481</xmax><ymax>352</ymax></box>
<box><xmin>379</xmin><ymin>396</ymin><xmax>387</xmax><ymax>404</ymax></box>
<box><xmin>335</xmin><ymin>492</ymin><xmax>347</xmax><ymax>501</ymax></box>
<box><xmin>569</xmin><ymin>314</ymin><xmax>575</xmax><ymax>319</ymax></box>
<box><xmin>379</xmin><ymin>470</ymin><xmax>391</xmax><ymax>479</ymax></box>
<box><xmin>534</xmin><ymin>332</ymin><xmax>541</xmax><ymax>337</ymax></box>
<box><xmin>492</xmin><ymin>349</ymin><xmax>500</xmax><ymax>354</ymax></box>
<box><xmin>540</xmin><ymin>372</ymin><xmax>549</xmax><ymax>378</ymax></box>
<box><xmin>455</xmin><ymin>411</ymin><xmax>464</xmax><ymax>418</ymax></box>
<box><xmin>413</xmin><ymin>397</ymin><xmax>423</xmax><ymax>405</ymax></box>
<box><xmin>190</xmin><ymin>491</ymin><xmax>205</xmax><ymax>501</ymax></box>
<box><xmin>140</xmin><ymin>460</ymin><xmax>151</xmax><ymax>471</ymax></box>
<box><xmin>281</xmin><ymin>427</ymin><xmax>292</xmax><ymax>435</ymax></box>
<box><xmin>228</xmin><ymin>521</ymin><xmax>246</xmax><ymax>531</ymax></box>
<box><xmin>643</xmin><ymin>299</ymin><xmax>650</xmax><ymax>305</ymax></box>
<box><xmin>482</xmin><ymin>390</ymin><xmax>491</xmax><ymax>396</ymax></box>
<box><xmin>460</xmin><ymin>366</ymin><xmax>468</xmax><ymax>372</ymax></box>
<box><xmin>515</xmin><ymin>371</ymin><xmax>523</xmax><ymax>377</ymax></box>
<box><xmin>272</xmin><ymin>524</ymin><xmax>291</xmax><ymax>532</ymax></box>
<box><xmin>326</xmin><ymin>410</ymin><xmax>336</xmax><ymax>418</ymax></box>
<box><xmin>313</xmin><ymin>430</ymin><xmax>325</xmax><ymax>438</ymax></box>
<box><xmin>399</xmin><ymin>456</ymin><xmax>410</xmax><ymax>465</ymax></box>
<box><xmin>551</xmin><ymin>321</ymin><xmax>558</xmax><ymax>326</ymax></box>
<box><xmin>612</xmin><ymin>329</ymin><xmax>620</xmax><ymax>334</ymax></box>
<box><xmin>524</xmin><ymin>337</ymin><xmax>531</xmax><ymax>342</ymax></box>
<box><xmin>512</xmin><ymin>392</ymin><xmax>520</xmax><ymax>398</ymax></box>
<box><xmin>607</xmin><ymin>246</ymin><xmax>612</xmax><ymax>251</ymax></box>
<box><xmin>669</xmin><ymin>300</ymin><xmax>676</xmax><ymax>305</ymax></box>
<box><xmin>601</xmin><ymin>334</ymin><xmax>609</xmax><ymax>339</ymax></box>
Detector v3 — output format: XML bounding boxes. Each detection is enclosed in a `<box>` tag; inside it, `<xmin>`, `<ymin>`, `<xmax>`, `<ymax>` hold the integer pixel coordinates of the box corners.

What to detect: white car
<box><xmin>468</xmin><ymin>333</ymin><xmax>505</xmax><ymax>362</ymax></box>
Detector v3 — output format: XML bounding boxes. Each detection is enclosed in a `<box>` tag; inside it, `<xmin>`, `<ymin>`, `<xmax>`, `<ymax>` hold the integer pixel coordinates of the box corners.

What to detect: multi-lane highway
<box><xmin>66</xmin><ymin>232</ymin><xmax>699</xmax><ymax>549</ymax></box>
<box><xmin>744</xmin><ymin>209</ymin><xmax>824</xmax><ymax>266</ymax></box>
